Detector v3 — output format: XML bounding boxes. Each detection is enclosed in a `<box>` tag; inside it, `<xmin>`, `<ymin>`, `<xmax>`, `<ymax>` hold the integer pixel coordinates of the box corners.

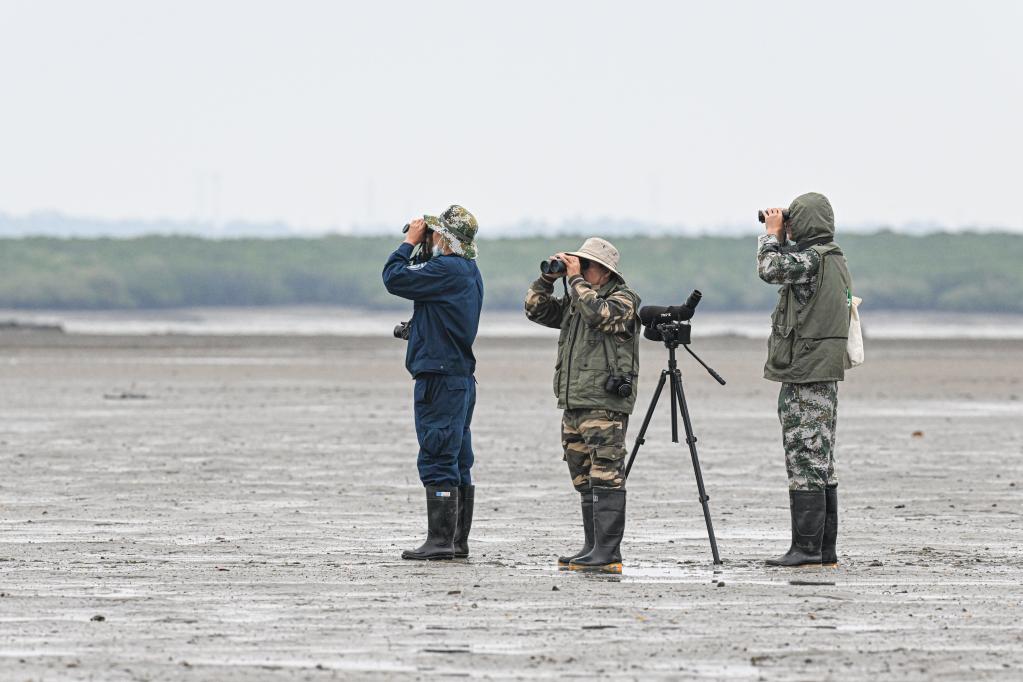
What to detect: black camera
<box><xmin>393</xmin><ymin>320</ymin><xmax>411</xmax><ymax>340</ymax></box>
<box><xmin>605</xmin><ymin>373</ymin><xmax>634</xmax><ymax>398</ymax></box>
<box><xmin>640</xmin><ymin>290</ymin><xmax>702</xmax><ymax>345</ymax></box>
<box><xmin>540</xmin><ymin>258</ymin><xmax>567</xmax><ymax>277</ymax></box>
<box><xmin>639</xmin><ymin>290</ymin><xmax>702</xmax><ymax>325</ymax></box>
<box><xmin>757</xmin><ymin>209</ymin><xmax>791</xmax><ymax>223</ymax></box>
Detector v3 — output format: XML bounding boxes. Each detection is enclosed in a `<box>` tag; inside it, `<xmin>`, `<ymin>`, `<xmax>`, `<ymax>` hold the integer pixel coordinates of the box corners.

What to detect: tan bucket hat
<box><xmin>566</xmin><ymin>237</ymin><xmax>624</xmax><ymax>280</ymax></box>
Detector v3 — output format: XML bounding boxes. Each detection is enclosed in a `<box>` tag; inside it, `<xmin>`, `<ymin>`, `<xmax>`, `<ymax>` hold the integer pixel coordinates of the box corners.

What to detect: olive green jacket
<box><xmin>763</xmin><ymin>193</ymin><xmax>853</xmax><ymax>383</ymax></box>
<box><xmin>525</xmin><ymin>275</ymin><xmax>641</xmax><ymax>414</ymax></box>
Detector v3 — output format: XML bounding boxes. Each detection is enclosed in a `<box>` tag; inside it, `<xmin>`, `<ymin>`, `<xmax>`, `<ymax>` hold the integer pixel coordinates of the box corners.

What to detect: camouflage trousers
<box><xmin>778</xmin><ymin>381</ymin><xmax>838</xmax><ymax>491</ymax></box>
<box><xmin>561</xmin><ymin>409</ymin><xmax>629</xmax><ymax>491</ymax></box>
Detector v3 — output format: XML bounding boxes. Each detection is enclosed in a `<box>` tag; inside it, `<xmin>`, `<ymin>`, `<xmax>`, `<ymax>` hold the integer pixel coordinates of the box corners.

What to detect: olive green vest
<box><xmin>764</xmin><ymin>244</ymin><xmax>852</xmax><ymax>384</ymax></box>
<box><xmin>554</xmin><ymin>281</ymin><xmax>641</xmax><ymax>414</ymax></box>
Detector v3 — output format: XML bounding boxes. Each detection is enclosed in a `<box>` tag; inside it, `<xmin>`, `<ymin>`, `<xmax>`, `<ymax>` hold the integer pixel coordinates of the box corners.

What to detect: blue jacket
<box><xmin>382</xmin><ymin>242</ymin><xmax>484</xmax><ymax>377</ymax></box>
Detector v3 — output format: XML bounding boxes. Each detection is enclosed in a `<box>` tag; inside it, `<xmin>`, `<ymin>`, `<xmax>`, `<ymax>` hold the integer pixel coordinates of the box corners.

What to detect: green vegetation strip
<box><xmin>0</xmin><ymin>233</ymin><xmax>1019</xmax><ymax>312</ymax></box>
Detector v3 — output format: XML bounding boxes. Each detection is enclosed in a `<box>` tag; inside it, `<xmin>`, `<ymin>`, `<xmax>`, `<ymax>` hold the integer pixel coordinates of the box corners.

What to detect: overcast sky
<box><xmin>0</xmin><ymin>0</ymin><xmax>1020</xmax><ymax>234</ymax></box>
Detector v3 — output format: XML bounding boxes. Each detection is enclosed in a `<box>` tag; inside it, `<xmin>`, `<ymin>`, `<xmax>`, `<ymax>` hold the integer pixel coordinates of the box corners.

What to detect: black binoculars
<box><xmin>540</xmin><ymin>259</ymin><xmax>567</xmax><ymax>277</ymax></box>
<box><xmin>757</xmin><ymin>209</ymin><xmax>791</xmax><ymax>223</ymax></box>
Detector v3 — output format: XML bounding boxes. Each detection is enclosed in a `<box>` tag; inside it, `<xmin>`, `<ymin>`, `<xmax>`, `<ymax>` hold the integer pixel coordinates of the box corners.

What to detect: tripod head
<box><xmin>643</xmin><ymin>318</ymin><xmax>692</xmax><ymax>348</ymax></box>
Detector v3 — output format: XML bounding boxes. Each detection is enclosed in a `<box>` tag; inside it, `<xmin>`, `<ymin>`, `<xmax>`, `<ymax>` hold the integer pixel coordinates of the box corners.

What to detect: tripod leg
<box><xmin>672</xmin><ymin>371</ymin><xmax>722</xmax><ymax>565</ymax></box>
<box><xmin>623</xmin><ymin>370</ymin><xmax>668</xmax><ymax>482</ymax></box>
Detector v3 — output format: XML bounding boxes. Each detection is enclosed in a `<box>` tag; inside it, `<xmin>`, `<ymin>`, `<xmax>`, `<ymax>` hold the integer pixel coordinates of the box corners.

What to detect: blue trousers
<box><xmin>413</xmin><ymin>373</ymin><xmax>476</xmax><ymax>487</ymax></box>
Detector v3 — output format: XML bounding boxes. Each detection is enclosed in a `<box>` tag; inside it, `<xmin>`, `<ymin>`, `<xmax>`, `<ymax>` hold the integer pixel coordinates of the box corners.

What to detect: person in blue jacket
<box><xmin>382</xmin><ymin>205</ymin><xmax>484</xmax><ymax>561</ymax></box>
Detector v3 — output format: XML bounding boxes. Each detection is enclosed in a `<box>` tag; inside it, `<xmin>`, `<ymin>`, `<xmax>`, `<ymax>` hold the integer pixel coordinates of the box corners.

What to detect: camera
<box><xmin>393</xmin><ymin>320</ymin><xmax>411</xmax><ymax>340</ymax></box>
<box><xmin>604</xmin><ymin>373</ymin><xmax>634</xmax><ymax>398</ymax></box>
<box><xmin>639</xmin><ymin>290</ymin><xmax>702</xmax><ymax>325</ymax></box>
<box><xmin>757</xmin><ymin>209</ymin><xmax>791</xmax><ymax>223</ymax></box>
<box><xmin>640</xmin><ymin>290</ymin><xmax>702</xmax><ymax>345</ymax></box>
<box><xmin>540</xmin><ymin>258</ymin><xmax>567</xmax><ymax>277</ymax></box>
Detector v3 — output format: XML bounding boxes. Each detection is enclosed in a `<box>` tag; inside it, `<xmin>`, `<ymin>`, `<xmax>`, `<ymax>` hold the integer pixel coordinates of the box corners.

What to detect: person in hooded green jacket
<box><xmin>758</xmin><ymin>192</ymin><xmax>853</xmax><ymax>568</ymax></box>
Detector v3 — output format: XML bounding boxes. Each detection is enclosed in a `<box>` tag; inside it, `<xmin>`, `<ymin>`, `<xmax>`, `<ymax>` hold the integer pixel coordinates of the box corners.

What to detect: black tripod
<box><xmin>623</xmin><ymin>321</ymin><xmax>725</xmax><ymax>564</ymax></box>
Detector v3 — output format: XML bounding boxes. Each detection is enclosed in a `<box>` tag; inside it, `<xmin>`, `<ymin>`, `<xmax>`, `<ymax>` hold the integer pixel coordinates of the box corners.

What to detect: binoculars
<box><xmin>757</xmin><ymin>210</ymin><xmax>791</xmax><ymax>223</ymax></box>
<box><xmin>540</xmin><ymin>258</ymin><xmax>567</xmax><ymax>277</ymax></box>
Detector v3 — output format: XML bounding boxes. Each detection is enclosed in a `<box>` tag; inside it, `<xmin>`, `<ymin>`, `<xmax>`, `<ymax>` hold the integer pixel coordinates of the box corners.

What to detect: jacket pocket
<box><xmin>577</xmin><ymin>367</ymin><xmax>608</xmax><ymax>394</ymax></box>
<box><xmin>414</xmin><ymin>377</ymin><xmax>466</xmax><ymax>454</ymax></box>
<box><xmin>768</xmin><ymin>327</ymin><xmax>794</xmax><ymax>369</ymax></box>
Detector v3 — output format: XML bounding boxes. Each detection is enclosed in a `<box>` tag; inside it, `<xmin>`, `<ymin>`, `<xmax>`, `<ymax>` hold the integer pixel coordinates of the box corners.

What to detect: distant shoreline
<box><xmin>3</xmin><ymin>307</ymin><xmax>1023</xmax><ymax>341</ymax></box>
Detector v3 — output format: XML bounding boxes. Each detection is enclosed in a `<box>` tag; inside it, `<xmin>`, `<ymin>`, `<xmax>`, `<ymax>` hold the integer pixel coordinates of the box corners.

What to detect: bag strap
<box><xmin>600</xmin><ymin>332</ymin><xmax>618</xmax><ymax>374</ymax></box>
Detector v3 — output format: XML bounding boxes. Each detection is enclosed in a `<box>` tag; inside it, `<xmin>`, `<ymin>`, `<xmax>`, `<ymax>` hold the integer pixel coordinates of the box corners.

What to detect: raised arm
<box><xmin>524</xmin><ymin>277</ymin><xmax>568</xmax><ymax>329</ymax></box>
<box><xmin>567</xmin><ymin>275</ymin><xmax>638</xmax><ymax>336</ymax></box>
<box><xmin>382</xmin><ymin>243</ymin><xmax>453</xmax><ymax>301</ymax></box>
<box><xmin>757</xmin><ymin>234</ymin><xmax>821</xmax><ymax>285</ymax></box>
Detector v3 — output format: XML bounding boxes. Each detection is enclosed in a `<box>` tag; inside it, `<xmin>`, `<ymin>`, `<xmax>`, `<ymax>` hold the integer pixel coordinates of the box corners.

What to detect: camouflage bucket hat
<box><xmin>424</xmin><ymin>205</ymin><xmax>478</xmax><ymax>260</ymax></box>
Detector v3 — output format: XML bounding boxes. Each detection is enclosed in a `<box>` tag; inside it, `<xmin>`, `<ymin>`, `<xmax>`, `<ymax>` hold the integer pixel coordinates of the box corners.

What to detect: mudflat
<box><xmin>1</xmin><ymin>332</ymin><xmax>1021</xmax><ymax>680</ymax></box>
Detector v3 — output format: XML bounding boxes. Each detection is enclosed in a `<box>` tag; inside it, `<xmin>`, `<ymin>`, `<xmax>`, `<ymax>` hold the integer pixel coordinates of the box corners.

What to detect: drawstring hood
<box><xmin>787</xmin><ymin>192</ymin><xmax>835</xmax><ymax>244</ymax></box>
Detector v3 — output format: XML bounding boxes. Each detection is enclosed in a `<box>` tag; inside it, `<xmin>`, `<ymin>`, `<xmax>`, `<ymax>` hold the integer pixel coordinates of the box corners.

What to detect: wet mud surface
<box><xmin>1</xmin><ymin>333</ymin><xmax>1021</xmax><ymax>680</ymax></box>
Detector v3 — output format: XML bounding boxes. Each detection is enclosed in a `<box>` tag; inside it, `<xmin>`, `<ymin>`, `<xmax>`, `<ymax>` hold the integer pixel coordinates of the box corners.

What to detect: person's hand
<box><xmin>763</xmin><ymin>208</ymin><xmax>785</xmax><ymax>241</ymax></box>
<box><xmin>404</xmin><ymin>218</ymin><xmax>428</xmax><ymax>246</ymax></box>
<box><xmin>557</xmin><ymin>253</ymin><xmax>582</xmax><ymax>279</ymax></box>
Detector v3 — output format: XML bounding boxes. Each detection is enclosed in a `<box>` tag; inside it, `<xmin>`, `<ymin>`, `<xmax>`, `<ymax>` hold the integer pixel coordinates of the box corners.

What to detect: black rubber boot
<box><xmin>822</xmin><ymin>485</ymin><xmax>838</xmax><ymax>566</ymax></box>
<box><xmin>401</xmin><ymin>486</ymin><xmax>457</xmax><ymax>560</ymax></box>
<box><xmin>569</xmin><ymin>487</ymin><xmax>625</xmax><ymax>573</ymax></box>
<box><xmin>558</xmin><ymin>489</ymin><xmax>594</xmax><ymax>566</ymax></box>
<box><xmin>766</xmin><ymin>489</ymin><xmax>826</xmax><ymax>567</ymax></box>
<box><xmin>453</xmin><ymin>485</ymin><xmax>474</xmax><ymax>558</ymax></box>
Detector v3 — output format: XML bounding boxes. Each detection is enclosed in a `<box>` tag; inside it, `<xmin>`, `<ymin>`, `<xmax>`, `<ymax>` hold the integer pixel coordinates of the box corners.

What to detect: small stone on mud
<box><xmin>870</xmin><ymin>560</ymin><xmax>884</xmax><ymax>567</ymax></box>
<box><xmin>912</xmin><ymin>431</ymin><xmax>924</xmax><ymax>438</ymax></box>
<box><xmin>894</xmin><ymin>504</ymin><xmax>905</xmax><ymax>509</ymax></box>
<box><xmin>90</xmin><ymin>615</ymin><xmax>105</xmax><ymax>622</ymax></box>
<box><xmin>552</xmin><ymin>585</ymin><xmax>560</xmax><ymax>591</ymax></box>
<box><xmin>716</xmin><ymin>581</ymin><xmax>725</xmax><ymax>587</ymax></box>
<box><xmin>447</xmin><ymin>590</ymin><xmax>460</xmax><ymax>595</ymax></box>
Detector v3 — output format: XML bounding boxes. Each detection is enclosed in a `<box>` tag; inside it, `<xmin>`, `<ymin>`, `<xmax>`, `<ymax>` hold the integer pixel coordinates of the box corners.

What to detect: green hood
<box><xmin>787</xmin><ymin>192</ymin><xmax>835</xmax><ymax>242</ymax></box>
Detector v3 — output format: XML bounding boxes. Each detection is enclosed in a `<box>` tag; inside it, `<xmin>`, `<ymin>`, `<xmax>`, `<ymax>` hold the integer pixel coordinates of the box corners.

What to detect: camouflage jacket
<box><xmin>757</xmin><ymin>234</ymin><xmax>821</xmax><ymax>303</ymax></box>
<box><xmin>525</xmin><ymin>275</ymin><xmax>641</xmax><ymax>414</ymax></box>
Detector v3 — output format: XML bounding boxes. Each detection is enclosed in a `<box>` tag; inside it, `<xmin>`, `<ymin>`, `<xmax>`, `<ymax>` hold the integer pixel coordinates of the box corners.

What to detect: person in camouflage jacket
<box><xmin>758</xmin><ymin>193</ymin><xmax>853</xmax><ymax>568</ymax></box>
<box><xmin>525</xmin><ymin>237</ymin><xmax>640</xmax><ymax>574</ymax></box>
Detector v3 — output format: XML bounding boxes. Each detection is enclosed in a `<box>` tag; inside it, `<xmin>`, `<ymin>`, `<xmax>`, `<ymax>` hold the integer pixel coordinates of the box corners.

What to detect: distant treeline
<box><xmin>0</xmin><ymin>233</ymin><xmax>1020</xmax><ymax>312</ymax></box>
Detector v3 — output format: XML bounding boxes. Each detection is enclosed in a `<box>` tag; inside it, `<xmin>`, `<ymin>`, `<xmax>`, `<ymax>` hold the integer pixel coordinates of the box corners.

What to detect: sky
<box><xmin>0</xmin><ymin>0</ymin><xmax>1020</xmax><ymax>234</ymax></box>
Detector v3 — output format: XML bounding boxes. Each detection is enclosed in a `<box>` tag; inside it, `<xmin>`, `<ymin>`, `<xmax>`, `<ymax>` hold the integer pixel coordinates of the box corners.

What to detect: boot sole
<box><xmin>401</xmin><ymin>554</ymin><xmax>454</xmax><ymax>561</ymax></box>
<box><xmin>567</xmin><ymin>562</ymin><xmax>622</xmax><ymax>574</ymax></box>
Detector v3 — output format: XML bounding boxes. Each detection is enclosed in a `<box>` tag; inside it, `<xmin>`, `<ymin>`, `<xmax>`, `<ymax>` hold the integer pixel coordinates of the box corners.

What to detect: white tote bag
<box><xmin>845</xmin><ymin>295</ymin><xmax>864</xmax><ymax>369</ymax></box>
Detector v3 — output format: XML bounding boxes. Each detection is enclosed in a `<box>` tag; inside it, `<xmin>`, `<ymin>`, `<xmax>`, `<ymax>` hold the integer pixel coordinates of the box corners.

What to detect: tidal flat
<box><xmin>0</xmin><ymin>332</ymin><xmax>1021</xmax><ymax>680</ymax></box>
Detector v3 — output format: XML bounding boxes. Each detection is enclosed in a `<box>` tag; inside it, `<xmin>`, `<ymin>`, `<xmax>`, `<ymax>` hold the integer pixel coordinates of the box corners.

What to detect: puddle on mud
<box><xmin>517</xmin><ymin>562</ymin><xmax>852</xmax><ymax>587</ymax></box>
<box><xmin>517</xmin><ymin>562</ymin><xmax>1018</xmax><ymax>590</ymax></box>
